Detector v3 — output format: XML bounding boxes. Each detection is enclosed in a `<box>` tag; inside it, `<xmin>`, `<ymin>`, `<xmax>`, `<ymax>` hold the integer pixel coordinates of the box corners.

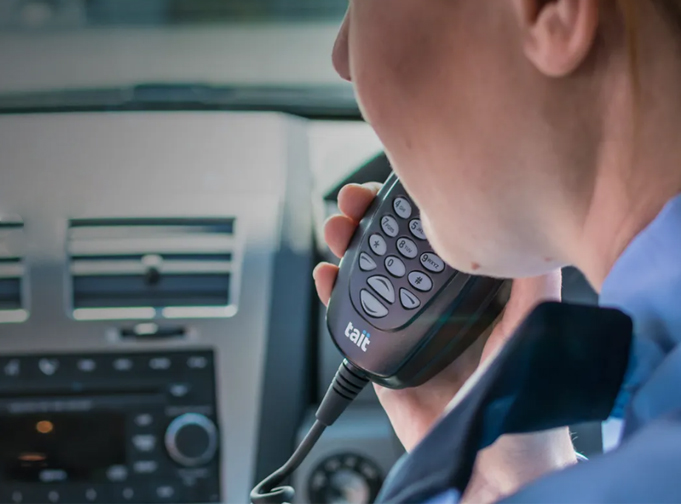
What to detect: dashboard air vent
<box><xmin>0</xmin><ymin>218</ymin><xmax>28</xmax><ymax>323</ymax></box>
<box><xmin>68</xmin><ymin>218</ymin><xmax>237</xmax><ymax>321</ymax></box>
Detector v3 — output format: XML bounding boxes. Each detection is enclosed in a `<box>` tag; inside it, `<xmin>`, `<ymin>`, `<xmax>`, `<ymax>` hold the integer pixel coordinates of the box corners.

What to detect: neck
<box><xmin>571</xmin><ymin>52</ymin><xmax>681</xmax><ymax>291</ymax></box>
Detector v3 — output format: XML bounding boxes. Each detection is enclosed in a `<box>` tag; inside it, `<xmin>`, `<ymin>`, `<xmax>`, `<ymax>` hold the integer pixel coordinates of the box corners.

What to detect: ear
<box><xmin>514</xmin><ymin>0</ymin><xmax>600</xmax><ymax>77</ymax></box>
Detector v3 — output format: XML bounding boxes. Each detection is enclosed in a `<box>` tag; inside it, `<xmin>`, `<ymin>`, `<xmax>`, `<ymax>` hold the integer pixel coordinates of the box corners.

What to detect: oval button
<box><xmin>409</xmin><ymin>271</ymin><xmax>433</xmax><ymax>292</ymax></box>
<box><xmin>420</xmin><ymin>253</ymin><xmax>445</xmax><ymax>273</ymax></box>
<box><xmin>380</xmin><ymin>215</ymin><xmax>399</xmax><ymax>238</ymax></box>
<box><xmin>359</xmin><ymin>252</ymin><xmax>377</xmax><ymax>272</ymax></box>
<box><xmin>367</xmin><ymin>276</ymin><xmax>396</xmax><ymax>304</ymax></box>
<box><xmin>409</xmin><ymin>219</ymin><xmax>427</xmax><ymax>240</ymax></box>
<box><xmin>368</xmin><ymin>234</ymin><xmax>387</xmax><ymax>256</ymax></box>
<box><xmin>400</xmin><ymin>289</ymin><xmax>421</xmax><ymax>310</ymax></box>
<box><xmin>396</xmin><ymin>238</ymin><xmax>418</xmax><ymax>259</ymax></box>
<box><xmin>393</xmin><ymin>197</ymin><xmax>413</xmax><ymax>219</ymax></box>
<box><xmin>385</xmin><ymin>256</ymin><xmax>406</xmax><ymax>278</ymax></box>
<box><xmin>360</xmin><ymin>290</ymin><xmax>389</xmax><ymax>318</ymax></box>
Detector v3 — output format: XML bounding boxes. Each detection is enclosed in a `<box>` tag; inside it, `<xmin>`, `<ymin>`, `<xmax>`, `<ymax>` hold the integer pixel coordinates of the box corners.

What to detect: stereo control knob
<box><xmin>165</xmin><ymin>413</ymin><xmax>218</xmax><ymax>467</ymax></box>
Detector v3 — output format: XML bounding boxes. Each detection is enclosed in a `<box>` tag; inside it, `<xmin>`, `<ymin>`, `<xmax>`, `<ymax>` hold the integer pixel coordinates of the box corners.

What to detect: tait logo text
<box><xmin>345</xmin><ymin>322</ymin><xmax>371</xmax><ymax>352</ymax></box>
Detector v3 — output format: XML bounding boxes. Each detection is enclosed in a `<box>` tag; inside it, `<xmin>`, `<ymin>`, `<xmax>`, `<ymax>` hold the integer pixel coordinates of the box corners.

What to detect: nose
<box><xmin>332</xmin><ymin>13</ymin><xmax>352</xmax><ymax>82</ymax></box>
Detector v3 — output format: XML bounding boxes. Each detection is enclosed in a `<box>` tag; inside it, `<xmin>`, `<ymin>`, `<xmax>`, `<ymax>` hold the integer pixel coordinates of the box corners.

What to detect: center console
<box><xmin>0</xmin><ymin>112</ymin><xmax>314</xmax><ymax>503</ymax></box>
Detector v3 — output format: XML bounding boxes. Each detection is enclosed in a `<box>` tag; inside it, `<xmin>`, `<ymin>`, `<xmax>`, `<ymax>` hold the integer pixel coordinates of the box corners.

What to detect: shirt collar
<box><xmin>600</xmin><ymin>193</ymin><xmax>681</xmax><ymax>416</ymax></box>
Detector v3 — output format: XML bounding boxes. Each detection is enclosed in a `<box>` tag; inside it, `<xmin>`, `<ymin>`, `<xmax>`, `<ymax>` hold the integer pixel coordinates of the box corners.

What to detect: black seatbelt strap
<box><xmin>377</xmin><ymin>302</ymin><xmax>633</xmax><ymax>504</ymax></box>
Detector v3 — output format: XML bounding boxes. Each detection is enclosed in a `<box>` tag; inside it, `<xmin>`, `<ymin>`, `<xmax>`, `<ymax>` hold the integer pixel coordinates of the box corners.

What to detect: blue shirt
<box><xmin>412</xmin><ymin>194</ymin><xmax>681</xmax><ymax>504</ymax></box>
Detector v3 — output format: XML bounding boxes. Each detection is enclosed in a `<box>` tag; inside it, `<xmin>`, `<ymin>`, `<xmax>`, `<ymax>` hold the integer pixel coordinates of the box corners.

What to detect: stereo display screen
<box><xmin>0</xmin><ymin>412</ymin><xmax>126</xmax><ymax>483</ymax></box>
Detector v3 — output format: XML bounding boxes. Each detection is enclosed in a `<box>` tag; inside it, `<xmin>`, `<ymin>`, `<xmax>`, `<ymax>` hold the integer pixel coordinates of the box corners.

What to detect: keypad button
<box><xmin>420</xmin><ymin>253</ymin><xmax>446</xmax><ymax>273</ymax></box>
<box><xmin>409</xmin><ymin>219</ymin><xmax>427</xmax><ymax>240</ymax></box>
<box><xmin>409</xmin><ymin>271</ymin><xmax>433</xmax><ymax>292</ymax></box>
<box><xmin>380</xmin><ymin>215</ymin><xmax>399</xmax><ymax>238</ymax></box>
<box><xmin>359</xmin><ymin>252</ymin><xmax>377</xmax><ymax>272</ymax></box>
<box><xmin>384</xmin><ymin>256</ymin><xmax>406</xmax><ymax>278</ymax></box>
<box><xmin>400</xmin><ymin>289</ymin><xmax>421</xmax><ymax>310</ymax></box>
<box><xmin>367</xmin><ymin>276</ymin><xmax>396</xmax><ymax>304</ymax></box>
<box><xmin>368</xmin><ymin>234</ymin><xmax>387</xmax><ymax>256</ymax></box>
<box><xmin>396</xmin><ymin>238</ymin><xmax>418</xmax><ymax>259</ymax></box>
<box><xmin>393</xmin><ymin>197</ymin><xmax>413</xmax><ymax>219</ymax></box>
<box><xmin>360</xmin><ymin>290</ymin><xmax>389</xmax><ymax>318</ymax></box>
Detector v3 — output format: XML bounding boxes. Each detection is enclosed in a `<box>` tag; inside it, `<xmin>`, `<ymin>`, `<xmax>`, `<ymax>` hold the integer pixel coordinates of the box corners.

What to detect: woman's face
<box><xmin>333</xmin><ymin>0</ymin><xmax>595</xmax><ymax>277</ymax></box>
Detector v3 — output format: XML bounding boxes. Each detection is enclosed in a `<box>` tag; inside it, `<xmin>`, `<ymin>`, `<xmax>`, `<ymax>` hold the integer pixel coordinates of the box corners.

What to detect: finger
<box><xmin>337</xmin><ymin>183</ymin><xmax>382</xmax><ymax>222</ymax></box>
<box><xmin>324</xmin><ymin>215</ymin><xmax>359</xmax><ymax>258</ymax></box>
<box><xmin>313</xmin><ymin>262</ymin><xmax>339</xmax><ymax>306</ymax></box>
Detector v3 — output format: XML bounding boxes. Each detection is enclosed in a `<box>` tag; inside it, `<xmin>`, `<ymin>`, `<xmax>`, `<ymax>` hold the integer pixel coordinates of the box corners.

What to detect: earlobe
<box><xmin>520</xmin><ymin>0</ymin><xmax>600</xmax><ymax>77</ymax></box>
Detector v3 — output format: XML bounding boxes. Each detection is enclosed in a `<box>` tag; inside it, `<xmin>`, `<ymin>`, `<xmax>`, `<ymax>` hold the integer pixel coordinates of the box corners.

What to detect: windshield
<box><xmin>0</xmin><ymin>0</ymin><xmax>353</xmax><ymax>115</ymax></box>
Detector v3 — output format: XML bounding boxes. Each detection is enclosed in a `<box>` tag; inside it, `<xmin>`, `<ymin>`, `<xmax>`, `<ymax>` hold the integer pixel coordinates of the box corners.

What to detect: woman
<box><xmin>314</xmin><ymin>1</ymin><xmax>681</xmax><ymax>502</ymax></box>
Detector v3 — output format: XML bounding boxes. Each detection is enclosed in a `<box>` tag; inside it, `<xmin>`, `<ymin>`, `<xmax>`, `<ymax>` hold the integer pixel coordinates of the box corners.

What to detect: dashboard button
<box><xmin>121</xmin><ymin>488</ymin><xmax>135</xmax><ymax>501</ymax></box>
<box><xmin>133</xmin><ymin>434</ymin><xmax>157</xmax><ymax>452</ymax></box>
<box><xmin>4</xmin><ymin>359</ymin><xmax>20</xmax><ymax>377</ymax></box>
<box><xmin>400</xmin><ymin>289</ymin><xmax>421</xmax><ymax>310</ymax></box>
<box><xmin>420</xmin><ymin>253</ymin><xmax>446</xmax><ymax>273</ymax></box>
<box><xmin>38</xmin><ymin>358</ymin><xmax>59</xmax><ymax>376</ymax></box>
<box><xmin>113</xmin><ymin>358</ymin><xmax>133</xmax><ymax>371</ymax></box>
<box><xmin>367</xmin><ymin>276</ymin><xmax>395</xmax><ymax>304</ymax></box>
<box><xmin>393</xmin><ymin>197</ymin><xmax>413</xmax><ymax>219</ymax></box>
<box><xmin>359</xmin><ymin>252</ymin><xmax>377</xmax><ymax>272</ymax></box>
<box><xmin>409</xmin><ymin>219</ymin><xmax>427</xmax><ymax>240</ymax></box>
<box><xmin>384</xmin><ymin>256</ymin><xmax>406</xmax><ymax>278</ymax></box>
<box><xmin>409</xmin><ymin>272</ymin><xmax>433</xmax><ymax>292</ymax></box>
<box><xmin>85</xmin><ymin>489</ymin><xmax>97</xmax><ymax>502</ymax></box>
<box><xmin>134</xmin><ymin>413</ymin><xmax>154</xmax><ymax>428</ymax></box>
<box><xmin>360</xmin><ymin>290</ymin><xmax>389</xmax><ymax>319</ymax></box>
<box><xmin>368</xmin><ymin>234</ymin><xmax>387</xmax><ymax>256</ymax></box>
<box><xmin>156</xmin><ymin>486</ymin><xmax>176</xmax><ymax>500</ymax></box>
<box><xmin>396</xmin><ymin>238</ymin><xmax>418</xmax><ymax>259</ymax></box>
<box><xmin>133</xmin><ymin>460</ymin><xmax>158</xmax><ymax>474</ymax></box>
<box><xmin>380</xmin><ymin>215</ymin><xmax>399</xmax><ymax>238</ymax></box>
<box><xmin>106</xmin><ymin>465</ymin><xmax>128</xmax><ymax>482</ymax></box>
<box><xmin>149</xmin><ymin>357</ymin><xmax>171</xmax><ymax>370</ymax></box>
<box><xmin>187</xmin><ymin>356</ymin><xmax>208</xmax><ymax>369</ymax></box>
<box><xmin>169</xmin><ymin>383</ymin><xmax>190</xmax><ymax>398</ymax></box>
<box><xmin>77</xmin><ymin>359</ymin><xmax>97</xmax><ymax>372</ymax></box>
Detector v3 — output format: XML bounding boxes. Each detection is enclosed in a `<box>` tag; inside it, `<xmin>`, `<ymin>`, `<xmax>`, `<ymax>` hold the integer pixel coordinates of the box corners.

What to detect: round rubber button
<box><xmin>396</xmin><ymin>238</ymin><xmax>418</xmax><ymax>259</ymax></box>
<box><xmin>393</xmin><ymin>198</ymin><xmax>413</xmax><ymax>219</ymax></box>
<box><xmin>368</xmin><ymin>234</ymin><xmax>387</xmax><ymax>256</ymax></box>
<box><xmin>380</xmin><ymin>215</ymin><xmax>399</xmax><ymax>238</ymax></box>
<box><xmin>385</xmin><ymin>256</ymin><xmax>406</xmax><ymax>278</ymax></box>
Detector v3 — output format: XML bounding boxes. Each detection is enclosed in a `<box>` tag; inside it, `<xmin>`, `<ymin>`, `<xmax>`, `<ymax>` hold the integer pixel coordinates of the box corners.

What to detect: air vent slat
<box><xmin>71</xmin><ymin>261</ymin><xmax>232</xmax><ymax>277</ymax></box>
<box><xmin>73</xmin><ymin>275</ymin><xmax>230</xmax><ymax>309</ymax></box>
<box><xmin>69</xmin><ymin>237</ymin><xmax>235</xmax><ymax>257</ymax></box>
<box><xmin>68</xmin><ymin>218</ymin><xmax>237</xmax><ymax>320</ymax></box>
<box><xmin>0</xmin><ymin>279</ymin><xmax>21</xmax><ymax>310</ymax></box>
<box><xmin>0</xmin><ymin>218</ymin><xmax>27</xmax><ymax>322</ymax></box>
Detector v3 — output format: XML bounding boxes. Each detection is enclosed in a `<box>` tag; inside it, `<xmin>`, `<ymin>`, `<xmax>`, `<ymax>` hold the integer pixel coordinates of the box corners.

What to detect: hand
<box><xmin>314</xmin><ymin>183</ymin><xmax>577</xmax><ymax>502</ymax></box>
